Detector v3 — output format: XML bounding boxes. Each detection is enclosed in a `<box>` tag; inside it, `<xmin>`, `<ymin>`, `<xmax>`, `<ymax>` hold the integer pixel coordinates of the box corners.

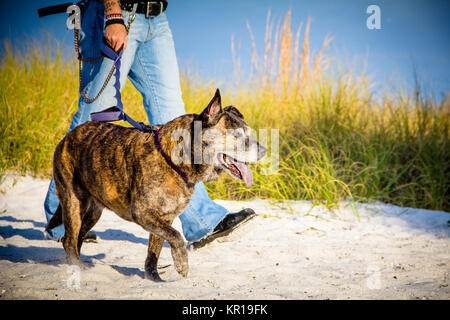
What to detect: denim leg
<box><xmin>44</xmin><ymin>179</ymin><xmax>65</xmax><ymax>239</ymax></box>
<box><xmin>178</xmin><ymin>184</ymin><xmax>228</xmax><ymax>242</ymax></box>
<box><xmin>43</xmin><ymin>4</ymin><xmax>144</xmax><ymax>240</ymax></box>
<box><xmin>127</xmin><ymin>13</ymin><xmax>228</xmax><ymax>242</ymax></box>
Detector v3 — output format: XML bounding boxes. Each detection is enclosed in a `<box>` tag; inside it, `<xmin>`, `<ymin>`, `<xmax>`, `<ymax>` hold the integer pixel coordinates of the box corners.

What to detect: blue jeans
<box><xmin>44</xmin><ymin>0</ymin><xmax>228</xmax><ymax>242</ymax></box>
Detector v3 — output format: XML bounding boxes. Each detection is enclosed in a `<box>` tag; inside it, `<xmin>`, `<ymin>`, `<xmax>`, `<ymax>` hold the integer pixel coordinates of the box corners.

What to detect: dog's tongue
<box><xmin>234</xmin><ymin>161</ymin><xmax>253</xmax><ymax>187</ymax></box>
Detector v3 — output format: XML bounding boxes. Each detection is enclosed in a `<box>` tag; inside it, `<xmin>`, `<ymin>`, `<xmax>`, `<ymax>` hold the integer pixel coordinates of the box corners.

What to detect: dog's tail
<box><xmin>45</xmin><ymin>204</ymin><xmax>63</xmax><ymax>231</ymax></box>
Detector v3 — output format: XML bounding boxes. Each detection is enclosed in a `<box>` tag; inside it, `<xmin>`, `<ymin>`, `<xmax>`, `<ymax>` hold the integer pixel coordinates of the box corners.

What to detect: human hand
<box><xmin>104</xmin><ymin>23</ymin><xmax>128</xmax><ymax>52</ymax></box>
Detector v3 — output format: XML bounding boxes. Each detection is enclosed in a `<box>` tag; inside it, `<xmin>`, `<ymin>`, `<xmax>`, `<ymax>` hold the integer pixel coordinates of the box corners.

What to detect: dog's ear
<box><xmin>201</xmin><ymin>88</ymin><xmax>222</xmax><ymax>125</ymax></box>
<box><xmin>223</xmin><ymin>105</ymin><xmax>244</xmax><ymax>119</ymax></box>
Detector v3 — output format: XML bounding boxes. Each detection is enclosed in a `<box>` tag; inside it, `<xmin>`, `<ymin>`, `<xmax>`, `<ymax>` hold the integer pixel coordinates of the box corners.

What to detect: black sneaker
<box><xmin>192</xmin><ymin>208</ymin><xmax>256</xmax><ymax>249</ymax></box>
<box><xmin>83</xmin><ymin>231</ymin><xmax>97</xmax><ymax>243</ymax></box>
<box><xmin>44</xmin><ymin>231</ymin><xmax>97</xmax><ymax>242</ymax></box>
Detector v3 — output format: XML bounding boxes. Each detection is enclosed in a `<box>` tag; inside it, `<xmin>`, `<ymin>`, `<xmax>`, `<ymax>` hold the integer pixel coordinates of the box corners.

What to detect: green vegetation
<box><xmin>1</xmin><ymin>10</ymin><xmax>448</xmax><ymax>211</ymax></box>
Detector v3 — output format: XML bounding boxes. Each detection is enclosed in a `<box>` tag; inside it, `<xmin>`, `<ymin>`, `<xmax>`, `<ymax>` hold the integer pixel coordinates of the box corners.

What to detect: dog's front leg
<box><xmin>144</xmin><ymin>233</ymin><xmax>165</xmax><ymax>282</ymax></box>
<box><xmin>133</xmin><ymin>211</ymin><xmax>188</xmax><ymax>278</ymax></box>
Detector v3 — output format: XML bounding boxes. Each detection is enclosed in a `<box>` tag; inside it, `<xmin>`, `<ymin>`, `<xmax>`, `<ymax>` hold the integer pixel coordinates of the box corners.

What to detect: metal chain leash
<box><xmin>75</xmin><ymin>10</ymin><xmax>136</xmax><ymax>103</ymax></box>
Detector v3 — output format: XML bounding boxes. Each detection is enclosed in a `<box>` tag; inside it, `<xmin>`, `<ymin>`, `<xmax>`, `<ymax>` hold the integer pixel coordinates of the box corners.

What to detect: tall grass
<box><xmin>201</xmin><ymin>9</ymin><xmax>449</xmax><ymax>211</ymax></box>
<box><xmin>0</xmin><ymin>9</ymin><xmax>449</xmax><ymax>211</ymax></box>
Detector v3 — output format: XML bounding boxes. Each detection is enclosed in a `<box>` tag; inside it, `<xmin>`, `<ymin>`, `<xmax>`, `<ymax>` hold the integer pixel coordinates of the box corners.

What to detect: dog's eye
<box><xmin>234</xmin><ymin>130</ymin><xmax>243</xmax><ymax>138</ymax></box>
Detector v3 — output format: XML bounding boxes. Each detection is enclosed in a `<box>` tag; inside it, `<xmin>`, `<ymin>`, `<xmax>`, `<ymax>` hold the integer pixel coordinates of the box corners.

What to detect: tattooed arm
<box><xmin>103</xmin><ymin>0</ymin><xmax>121</xmax><ymax>13</ymax></box>
<box><xmin>103</xmin><ymin>0</ymin><xmax>128</xmax><ymax>52</ymax></box>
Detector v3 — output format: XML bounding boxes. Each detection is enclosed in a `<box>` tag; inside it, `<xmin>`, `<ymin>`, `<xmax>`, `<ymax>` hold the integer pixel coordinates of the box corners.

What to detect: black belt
<box><xmin>37</xmin><ymin>1</ymin><xmax>168</xmax><ymax>19</ymax></box>
<box><xmin>37</xmin><ymin>2</ymin><xmax>73</xmax><ymax>18</ymax></box>
<box><xmin>120</xmin><ymin>1</ymin><xmax>168</xmax><ymax>18</ymax></box>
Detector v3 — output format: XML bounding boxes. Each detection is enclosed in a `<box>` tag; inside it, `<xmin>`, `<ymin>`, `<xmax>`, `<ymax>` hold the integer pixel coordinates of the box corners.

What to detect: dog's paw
<box><xmin>67</xmin><ymin>258</ymin><xmax>89</xmax><ymax>270</ymax></box>
<box><xmin>145</xmin><ymin>270</ymin><xmax>164</xmax><ymax>282</ymax></box>
<box><xmin>171</xmin><ymin>246</ymin><xmax>189</xmax><ymax>277</ymax></box>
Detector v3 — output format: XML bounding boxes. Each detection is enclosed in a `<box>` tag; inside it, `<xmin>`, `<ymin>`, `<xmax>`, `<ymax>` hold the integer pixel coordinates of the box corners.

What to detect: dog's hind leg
<box><xmin>144</xmin><ymin>233</ymin><xmax>165</xmax><ymax>282</ymax></box>
<box><xmin>53</xmin><ymin>141</ymin><xmax>86</xmax><ymax>267</ymax></box>
<box><xmin>77</xmin><ymin>198</ymin><xmax>103</xmax><ymax>253</ymax></box>
<box><xmin>56</xmin><ymin>183</ymin><xmax>88</xmax><ymax>267</ymax></box>
<box><xmin>60</xmin><ymin>197</ymin><xmax>83</xmax><ymax>266</ymax></box>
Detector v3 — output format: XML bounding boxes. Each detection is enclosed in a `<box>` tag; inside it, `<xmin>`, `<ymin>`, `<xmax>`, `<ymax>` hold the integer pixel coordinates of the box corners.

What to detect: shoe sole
<box><xmin>192</xmin><ymin>213</ymin><xmax>256</xmax><ymax>249</ymax></box>
<box><xmin>83</xmin><ymin>238</ymin><xmax>98</xmax><ymax>243</ymax></box>
<box><xmin>215</xmin><ymin>213</ymin><xmax>257</xmax><ymax>243</ymax></box>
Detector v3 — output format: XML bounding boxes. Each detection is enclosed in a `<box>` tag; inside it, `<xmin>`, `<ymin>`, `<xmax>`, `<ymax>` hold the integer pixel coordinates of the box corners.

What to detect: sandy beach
<box><xmin>0</xmin><ymin>173</ymin><xmax>448</xmax><ymax>299</ymax></box>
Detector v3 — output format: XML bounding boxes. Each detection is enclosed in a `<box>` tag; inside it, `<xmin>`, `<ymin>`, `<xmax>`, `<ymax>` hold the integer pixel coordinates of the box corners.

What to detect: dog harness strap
<box><xmin>154</xmin><ymin>128</ymin><xmax>189</xmax><ymax>183</ymax></box>
<box><xmin>90</xmin><ymin>108</ymin><xmax>124</xmax><ymax>122</ymax></box>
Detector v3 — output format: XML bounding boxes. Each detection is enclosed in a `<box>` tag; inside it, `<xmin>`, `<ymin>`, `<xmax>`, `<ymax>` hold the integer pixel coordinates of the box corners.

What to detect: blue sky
<box><xmin>1</xmin><ymin>0</ymin><xmax>449</xmax><ymax>97</ymax></box>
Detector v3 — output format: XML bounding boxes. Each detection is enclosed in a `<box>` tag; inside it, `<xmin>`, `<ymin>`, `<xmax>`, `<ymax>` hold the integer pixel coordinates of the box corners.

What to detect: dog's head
<box><xmin>194</xmin><ymin>89</ymin><xmax>267</xmax><ymax>186</ymax></box>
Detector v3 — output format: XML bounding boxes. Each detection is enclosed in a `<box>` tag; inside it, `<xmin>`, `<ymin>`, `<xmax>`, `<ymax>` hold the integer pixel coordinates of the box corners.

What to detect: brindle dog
<box><xmin>46</xmin><ymin>89</ymin><xmax>266</xmax><ymax>281</ymax></box>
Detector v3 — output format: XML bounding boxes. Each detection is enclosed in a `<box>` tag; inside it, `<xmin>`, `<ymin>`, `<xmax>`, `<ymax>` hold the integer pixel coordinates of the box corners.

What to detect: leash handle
<box><xmin>100</xmin><ymin>37</ymin><xmax>124</xmax><ymax>62</ymax></box>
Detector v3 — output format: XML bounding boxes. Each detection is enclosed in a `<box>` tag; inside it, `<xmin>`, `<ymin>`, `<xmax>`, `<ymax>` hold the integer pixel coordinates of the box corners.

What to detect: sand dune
<box><xmin>0</xmin><ymin>174</ymin><xmax>448</xmax><ymax>299</ymax></box>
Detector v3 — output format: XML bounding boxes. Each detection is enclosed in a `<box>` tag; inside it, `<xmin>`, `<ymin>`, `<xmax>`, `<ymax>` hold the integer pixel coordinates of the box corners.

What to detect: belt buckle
<box><xmin>146</xmin><ymin>2</ymin><xmax>162</xmax><ymax>18</ymax></box>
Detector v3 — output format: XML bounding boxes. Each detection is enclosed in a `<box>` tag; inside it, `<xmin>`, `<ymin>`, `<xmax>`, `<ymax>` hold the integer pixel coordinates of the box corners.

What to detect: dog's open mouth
<box><xmin>218</xmin><ymin>153</ymin><xmax>253</xmax><ymax>187</ymax></box>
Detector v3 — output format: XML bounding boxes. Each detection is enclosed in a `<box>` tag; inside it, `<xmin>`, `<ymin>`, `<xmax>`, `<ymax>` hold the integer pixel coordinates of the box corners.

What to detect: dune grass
<box><xmin>0</xmin><ymin>9</ymin><xmax>448</xmax><ymax>211</ymax></box>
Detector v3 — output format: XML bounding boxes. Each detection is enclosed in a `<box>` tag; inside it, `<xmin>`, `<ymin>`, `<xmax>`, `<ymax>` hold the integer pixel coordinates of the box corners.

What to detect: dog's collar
<box><xmin>153</xmin><ymin>127</ymin><xmax>189</xmax><ymax>183</ymax></box>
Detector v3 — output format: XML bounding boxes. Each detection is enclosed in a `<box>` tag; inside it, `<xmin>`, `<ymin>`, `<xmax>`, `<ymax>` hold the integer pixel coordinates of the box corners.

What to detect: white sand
<box><xmin>0</xmin><ymin>173</ymin><xmax>448</xmax><ymax>300</ymax></box>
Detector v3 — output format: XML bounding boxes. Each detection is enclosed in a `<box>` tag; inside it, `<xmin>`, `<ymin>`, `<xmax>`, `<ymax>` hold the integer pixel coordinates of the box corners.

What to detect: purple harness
<box><xmin>90</xmin><ymin>39</ymin><xmax>189</xmax><ymax>183</ymax></box>
<box><xmin>154</xmin><ymin>127</ymin><xmax>188</xmax><ymax>182</ymax></box>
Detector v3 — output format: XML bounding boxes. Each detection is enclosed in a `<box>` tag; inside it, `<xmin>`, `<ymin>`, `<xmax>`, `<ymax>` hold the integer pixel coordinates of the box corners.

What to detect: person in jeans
<box><xmin>44</xmin><ymin>0</ymin><xmax>255</xmax><ymax>248</ymax></box>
